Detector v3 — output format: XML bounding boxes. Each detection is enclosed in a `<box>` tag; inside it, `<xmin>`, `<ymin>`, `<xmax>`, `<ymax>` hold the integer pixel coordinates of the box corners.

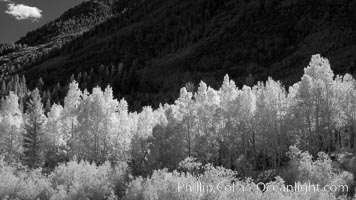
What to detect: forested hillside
<box><xmin>0</xmin><ymin>0</ymin><xmax>122</xmax><ymax>85</ymax></box>
<box><xmin>0</xmin><ymin>55</ymin><xmax>356</xmax><ymax>199</ymax></box>
<box><xmin>1</xmin><ymin>0</ymin><xmax>356</xmax><ymax>111</ymax></box>
<box><xmin>17</xmin><ymin>0</ymin><xmax>116</xmax><ymax>46</ymax></box>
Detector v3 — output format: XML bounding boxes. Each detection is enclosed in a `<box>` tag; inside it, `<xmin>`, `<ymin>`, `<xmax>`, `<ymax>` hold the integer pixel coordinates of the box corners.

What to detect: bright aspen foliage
<box><xmin>0</xmin><ymin>55</ymin><xmax>356</xmax><ymax>199</ymax></box>
<box><xmin>0</xmin><ymin>92</ymin><xmax>23</xmax><ymax>162</ymax></box>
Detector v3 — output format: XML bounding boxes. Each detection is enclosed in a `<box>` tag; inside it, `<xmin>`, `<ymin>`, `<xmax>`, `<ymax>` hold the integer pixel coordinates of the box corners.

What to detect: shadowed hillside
<box><xmin>1</xmin><ymin>0</ymin><xmax>356</xmax><ymax>110</ymax></box>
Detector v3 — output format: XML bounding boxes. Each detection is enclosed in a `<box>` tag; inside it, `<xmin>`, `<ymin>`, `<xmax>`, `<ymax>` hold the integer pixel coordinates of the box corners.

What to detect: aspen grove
<box><xmin>0</xmin><ymin>55</ymin><xmax>356</xmax><ymax>199</ymax></box>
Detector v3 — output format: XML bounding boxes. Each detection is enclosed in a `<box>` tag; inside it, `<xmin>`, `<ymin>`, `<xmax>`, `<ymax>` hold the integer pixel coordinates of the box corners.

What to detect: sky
<box><xmin>0</xmin><ymin>0</ymin><xmax>84</xmax><ymax>44</ymax></box>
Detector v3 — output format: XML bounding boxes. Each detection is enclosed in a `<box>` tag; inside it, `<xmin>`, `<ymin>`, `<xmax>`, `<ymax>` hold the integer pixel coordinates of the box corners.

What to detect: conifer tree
<box><xmin>37</xmin><ymin>77</ymin><xmax>44</xmax><ymax>91</ymax></box>
<box><xmin>0</xmin><ymin>80</ymin><xmax>6</xmax><ymax>97</ymax></box>
<box><xmin>22</xmin><ymin>88</ymin><xmax>47</xmax><ymax>168</ymax></box>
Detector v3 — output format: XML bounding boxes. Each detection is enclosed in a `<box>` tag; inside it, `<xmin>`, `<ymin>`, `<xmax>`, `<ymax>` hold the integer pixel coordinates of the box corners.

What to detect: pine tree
<box><xmin>0</xmin><ymin>80</ymin><xmax>6</xmax><ymax>97</ymax></box>
<box><xmin>19</xmin><ymin>75</ymin><xmax>27</xmax><ymax>98</ymax></box>
<box><xmin>22</xmin><ymin>88</ymin><xmax>47</xmax><ymax>168</ymax></box>
<box><xmin>37</xmin><ymin>77</ymin><xmax>44</xmax><ymax>91</ymax></box>
<box><xmin>12</xmin><ymin>75</ymin><xmax>20</xmax><ymax>95</ymax></box>
<box><xmin>70</xmin><ymin>74</ymin><xmax>75</xmax><ymax>83</ymax></box>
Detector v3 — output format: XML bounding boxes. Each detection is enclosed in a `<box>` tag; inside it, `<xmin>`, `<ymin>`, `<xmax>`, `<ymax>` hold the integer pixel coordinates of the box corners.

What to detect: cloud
<box><xmin>1</xmin><ymin>0</ymin><xmax>42</xmax><ymax>21</ymax></box>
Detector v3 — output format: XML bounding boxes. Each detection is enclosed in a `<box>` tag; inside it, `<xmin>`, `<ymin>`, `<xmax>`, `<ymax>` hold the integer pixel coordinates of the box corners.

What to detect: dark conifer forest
<box><xmin>0</xmin><ymin>0</ymin><xmax>356</xmax><ymax>199</ymax></box>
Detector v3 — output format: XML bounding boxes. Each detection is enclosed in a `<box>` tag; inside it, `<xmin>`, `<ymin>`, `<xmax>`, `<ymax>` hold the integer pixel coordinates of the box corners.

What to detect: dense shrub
<box><xmin>0</xmin><ymin>158</ymin><xmax>52</xmax><ymax>200</ymax></box>
<box><xmin>49</xmin><ymin>160</ymin><xmax>128</xmax><ymax>200</ymax></box>
<box><xmin>0</xmin><ymin>158</ymin><xmax>130</xmax><ymax>200</ymax></box>
<box><xmin>281</xmin><ymin>146</ymin><xmax>355</xmax><ymax>196</ymax></box>
<box><xmin>0</xmin><ymin>154</ymin><xmax>355</xmax><ymax>200</ymax></box>
<box><xmin>125</xmin><ymin>157</ymin><xmax>343</xmax><ymax>200</ymax></box>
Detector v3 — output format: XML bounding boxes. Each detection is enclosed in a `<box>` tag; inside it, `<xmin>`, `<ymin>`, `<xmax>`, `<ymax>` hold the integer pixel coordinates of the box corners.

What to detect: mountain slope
<box><xmin>1</xmin><ymin>0</ymin><xmax>356</xmax><ymax>110</ymax></box>
<box><xmin>17</xmin><ymin>0</ymin><xmax>114</xmax><ymax>46</ymax></box>
<box><xmin>0</xmin><ymin>0</ymin><xmax>119</xmax><ymax>81</ymax></box>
